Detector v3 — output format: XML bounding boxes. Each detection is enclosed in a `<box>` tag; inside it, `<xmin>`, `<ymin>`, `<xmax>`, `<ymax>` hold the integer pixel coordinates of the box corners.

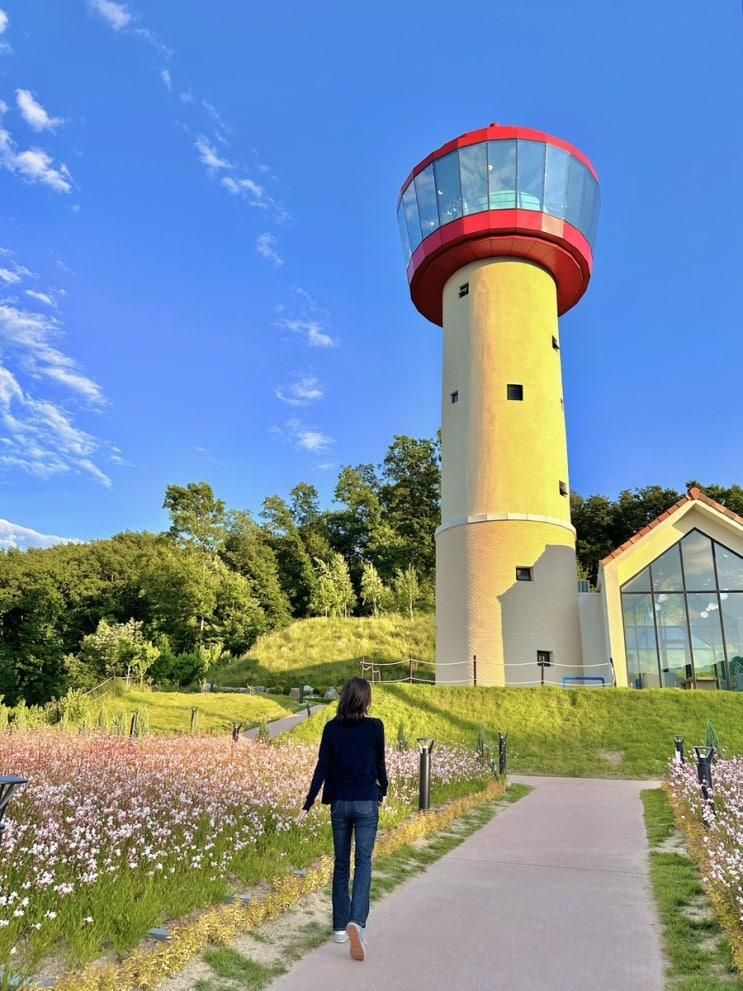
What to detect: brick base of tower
<box><xmin>435</xmin><ymin>519</ymin><xmax>583</xmax><ymax>685</ymax></box>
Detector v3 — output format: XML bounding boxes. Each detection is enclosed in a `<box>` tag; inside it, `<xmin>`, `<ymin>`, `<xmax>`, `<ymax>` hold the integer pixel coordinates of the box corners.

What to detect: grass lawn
<box><xmin>211</xmin><ymin>614</ymin><xmax>435</xmax><ymax>693</ymax></box>
<box><xmin>90</xmin><ymin>688</ymin><xmax>300</xmax><ymax>733</ymax></box>
<box><xmin>288</xmin><ymin>683</ymin><xmax>743</xmax><ymax>778</ymax></box>
<box><xmin>642</xmin><ymin>789</ymin><xmax>743</xmax><ymax>989</ymax></box>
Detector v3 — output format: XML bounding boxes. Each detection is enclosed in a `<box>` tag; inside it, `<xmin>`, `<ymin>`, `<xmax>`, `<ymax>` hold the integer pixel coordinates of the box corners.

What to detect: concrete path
<box><xmin>268</xmin><ymin>776</ymin><xmax>665</xmax><ymax>991</ymax></box>
<box><xmin>244</xmin><ymin>705</ymin><xmax>325</xmax><ymax>740</ymax></box>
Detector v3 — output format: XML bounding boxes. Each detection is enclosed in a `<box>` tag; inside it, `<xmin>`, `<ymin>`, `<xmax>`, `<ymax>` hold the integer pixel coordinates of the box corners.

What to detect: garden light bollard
<box><xmin>498</xmin><ymin>733</ymin><xmax>508</xmax><ymax>777</ymax></box>
<box><xmin>674</xmin><ymin>736</ymin><xmax>685</xmax><ymax>766</ymax></box>
<box><xmin>0</xmin><ymin>776</ymin><xmax>28</xmax><ymax>845</ymax></box>
<box><xmin>417</xmin><ymin>738</ymin><xmax>435</xmax><ymax>811</ymax></box>
<box><xmin>693</xmin><ymin>746</ymin><xmax>715</xmax><ymax>813</ymax></box>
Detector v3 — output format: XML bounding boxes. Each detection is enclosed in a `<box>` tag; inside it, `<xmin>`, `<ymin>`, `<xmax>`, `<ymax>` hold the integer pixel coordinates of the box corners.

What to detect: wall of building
<box><xmin>436</xmin><ymin>259</ymin><xmax>583</xmax><ymax>685</ymax></box>
<box><xmin>578</xmin><ymin>592</ymin><xmax>612</xmax><ymax>684</ymax></box>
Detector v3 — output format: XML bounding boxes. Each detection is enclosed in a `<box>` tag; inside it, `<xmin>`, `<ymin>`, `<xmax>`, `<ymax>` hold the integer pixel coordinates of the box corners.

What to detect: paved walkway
<box><xmin>243</xmin><ymin>704</ymin><xmax>325</xmax><ymax>740</ymax></box>
<box><xmin>268</xmin><ymin>776</ymin><xmax>665</xmax><ymax>991</ymax></box>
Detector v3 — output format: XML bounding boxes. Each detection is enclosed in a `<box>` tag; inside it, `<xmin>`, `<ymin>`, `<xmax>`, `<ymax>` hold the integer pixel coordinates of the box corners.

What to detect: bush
<box><xmin>149</xmin><ymin>650</ymin><xmax>207</xmax><ymax>689</ymax></box>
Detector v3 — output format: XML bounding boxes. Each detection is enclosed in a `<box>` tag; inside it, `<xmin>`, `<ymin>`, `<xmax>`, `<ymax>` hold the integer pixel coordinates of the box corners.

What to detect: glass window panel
<box><xmin>650</xmin><ymin>543</ymin><xmax>684</xmax><ymax>592</ymax></box>
<box><xmin>721</xmin><ymin>592</ymin><xmax>743</xmax><ymax>691</ymax></box>
<box><xmin>414</xmin><ymin>165</ymin><xmax>439</xmax><ymax>241</ymax></box>
<box><xmin>397</xmin><ymin>202</ymin><xmax>411</xmax><ymax>262</ymax></box>
<box><xmin>583</xmin><ymin>172</ymin><xmax>600</xmax><ymax>246</ymax></box>
<box><xmin>655</xmin><ymin>593</ymin><xmax>692</xmax><ymax>687</ymax></box>
<box><xmin>459</xmin><ymin>143</ymin><xmax>488</xmax><ymax>217</ymax></box>
<box><xmin>621</xmin><ymin>593</ymin><xmax>660</xmax><ymax>688</ymax></box>
<box><xmin>434</xmin><ymin>151</ymin><xmax>462</xmax><ymax>226</ymax></box>
<box><xmin>402</xmin><ymin>183</ymin><xmax>422</xmax><ymax>250</ymax></box>
<box><xmin>688</xmin><ymin>593</ymin><xmax>727</xmax><ymax>688</ymax></box>
<box><xmin>488</xmin><ymin>140</ymin><xmax>517</xmax><ymax>209</ymax></box>
<box><xmin>714</xmin><ymin>541</ymin><xmax>743</xmax><ymax>590</ymax></box>
<box><xmin>565</xmin><ymin>156</ymin><xmax>588</xmax><ymax>231</ymax></box>
<box><xmin>681</xmin><ymin>530</ymin><xmax>716</xmax><ymax>590</ymax></box>
<box><xmin>517</xmin><ymin>140</ymin><xmax>545</xmax><ymax>211</ymax></box>
<box><xmin>622</xmin><ymin>567</ymin><xmax>651</xmax><ymax>593</ymax></box>
<box><xmin>543</xmin><ymin>145</ymin><xmax>569</xmax><ymax>219</ymax></box>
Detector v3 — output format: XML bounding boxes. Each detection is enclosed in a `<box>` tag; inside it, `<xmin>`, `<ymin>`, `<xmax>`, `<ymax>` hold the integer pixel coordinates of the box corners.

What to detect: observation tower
<box><xmin>397</xmin><ymin>125</ymin><xmax>600</xmax><ymax>686</ymax></box>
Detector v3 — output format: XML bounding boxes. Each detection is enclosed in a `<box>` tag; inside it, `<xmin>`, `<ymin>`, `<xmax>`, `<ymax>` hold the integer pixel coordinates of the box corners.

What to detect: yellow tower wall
<box><xmin>437</xmin><ymin>259</ymin><xmax>583</xmax><ymax>685</ymax></box>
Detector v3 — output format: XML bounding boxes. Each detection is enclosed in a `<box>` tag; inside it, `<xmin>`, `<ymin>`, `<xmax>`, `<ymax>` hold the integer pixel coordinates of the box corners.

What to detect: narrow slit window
<box><xmin>458</xmin><ymin>283</ymin><xmax>469</xmax><ymax>298</ymax></box>
<box><xmin>552</xmin><ymin>335</ymin><xmax>560</xmax><ymax>350</ymax></box>
<box><xmin>516</xmin><ymin>566</ymin><xmax>533</xmax><ymax>582</ymax></box>
<box><xmin>507</xmin><ymin>384</ymin><xmax>523</xmax><ymax>401</ymax></box>
<box><xmin>559</xmin><ymin>481</ymin><xmax>568</xmax><ymax>496</ymax></box>
<box><xmin>450</xmin><ymin>390</ymin><xmax>459</xmax><ymax>404</ymax></box>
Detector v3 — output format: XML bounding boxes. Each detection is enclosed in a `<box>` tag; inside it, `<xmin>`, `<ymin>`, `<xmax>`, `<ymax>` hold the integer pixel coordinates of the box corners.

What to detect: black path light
<box><xmin>417</xmin><ymin>738</ymin><xmax>435</xmax><ymax>811</ymax></box>
<box><xmin>674</xmin><ymin>737</ymin><xmax>685</xmax><ymax>766</ymax></box>
<box><xmin>498</xmin><ymin>733</ymin><xmax>508</xmax><ymax>777</ymax></box>
<box><xmin>693</xmin><ymin>746</ymin><xmax>715</xmax><ymax>815</ymax></box>
<box><xmin>0</xmin><ymin>776</ymin><xmax>28</xmax><ymax>844</ymax></box>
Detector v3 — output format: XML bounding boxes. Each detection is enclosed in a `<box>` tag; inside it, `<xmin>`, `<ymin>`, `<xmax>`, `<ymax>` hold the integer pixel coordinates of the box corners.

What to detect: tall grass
<box><xmin>212</xmin><ymin>613</ymin><xmax>435</xmax><ymax>692</ymax></box>
<box><xmin>289</xmin><ymin>684</ymin><xmax>743</xmax><ymax>778</ymax></box>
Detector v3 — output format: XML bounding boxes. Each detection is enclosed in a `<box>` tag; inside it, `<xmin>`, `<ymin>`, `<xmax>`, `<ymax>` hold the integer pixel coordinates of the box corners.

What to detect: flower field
<box><xmin>0</xmin><ymin>731</ymin><xmax>487</xmax><ymax>976</ymax></box>
<box><xmin>668</xmin><ymin>757</ymin><xmax>743</xmax><ymax>967</ymax></box>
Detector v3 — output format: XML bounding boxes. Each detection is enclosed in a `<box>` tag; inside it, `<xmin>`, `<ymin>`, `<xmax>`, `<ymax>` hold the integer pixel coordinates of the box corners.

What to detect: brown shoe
<box><xmin>346</xmin><ymin>922</ymin><xmax>366</xmax><ymax>961</ymax></box>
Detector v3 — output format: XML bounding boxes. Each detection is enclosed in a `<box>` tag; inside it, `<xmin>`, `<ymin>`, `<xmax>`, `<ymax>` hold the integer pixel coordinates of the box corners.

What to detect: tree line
<box><xmin>1</xmin><ymin>423</ymin><xmax>738</xmax><ymax>708</ymax></box>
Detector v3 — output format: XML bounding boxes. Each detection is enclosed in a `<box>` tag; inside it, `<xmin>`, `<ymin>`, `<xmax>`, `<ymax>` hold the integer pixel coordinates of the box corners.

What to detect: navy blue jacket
<box><xmin>302</xmin><ymin>716</ymin><xmax>388</xmax><ymax>811</ymax></box>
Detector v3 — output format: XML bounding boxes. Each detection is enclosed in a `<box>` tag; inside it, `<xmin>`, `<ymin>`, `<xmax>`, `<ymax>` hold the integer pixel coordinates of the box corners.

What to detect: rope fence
<box><xmin>359</xmin><ymin>655</ymin><xmax>616</xmax><ymax>688</ymax></box>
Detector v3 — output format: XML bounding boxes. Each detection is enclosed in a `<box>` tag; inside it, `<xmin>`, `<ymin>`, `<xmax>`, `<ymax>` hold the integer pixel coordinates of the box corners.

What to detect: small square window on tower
<box><xmin>559</xmin><ymin>481</ymin><xmax>568</xmax><ymax>496</ymax></box>
<box><xmin>458</xmin><ymin>283</ymin><xmax>469</xmax><ymax>298</ymax></box>
<box><xmin>450</xmin><ymin>390</ymin><xmax>459</xmax><ymax>404</ymax></box>
<box><xmin>516</xmin><ymin>566</ymin><xmax>532</xmax><ymax>582</ymax></box>
<box><xmin>552</xmin><ymin>335</ymin><xmax>560</xmax><ymax>350</ymax></box>
<box><xmin>507</xmin><ymin>384</ymin><xmax>523</xmax><ymax>401</ymax></box>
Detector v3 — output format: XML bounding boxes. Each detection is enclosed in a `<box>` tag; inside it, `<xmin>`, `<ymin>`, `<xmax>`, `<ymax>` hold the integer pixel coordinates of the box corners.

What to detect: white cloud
<box><xmin>25</xmin><ymin>290</ymin><xmax>56</xmax><ymax>308</ymax></box>
<box><xmin>256</xmin><ymin>232</ymin><xmax>283</xmax><ymax>267</ymax></box>
<box><xmin>0</xmin><ymin>10</ymin><xmax>8</xmax><ymax>34</ymax></box>
<box><xmin>88</xmin><ymin>0</ymin><xmax>132</xmax><ymax>30</ymax></box>
<box><xmin>0</xmin><ymin>114</ymin><xmax>73</xmax><ymax>193</ymax></box>
<box><xmin>195</xmin><ymin>135</ymin><xmax>231</xmax><ymax>171</ymax></box>
<box><xmin>0</xmin><ymin>363</ymin><xmax>112</xmax><ymax>486</ymax></box>
<box><xmin>161</xmin><ymin>68</ymin><xmax>172</xmax><ymax>90</ymax></box>
<box><xmin>0</xmin><ymin>268</ymin><xmax>20</xmax><ymax>284</ymax></box>
<box><xmin>202</xmin><ymin>99</ymin><xmax>231</xmax><ymax>134</ymax></box>
<box><xmin>15</xmin><ymin>90</ymin><xmax>63</xmax><ymax>132</ymax></box>
<box><xmin>276</xmin><ymin>317</ymin><xmax>334</xmax><ymax>348</ymax></box>
<box><xmin>0</xmin><ymin>303</ymin><xmax>105</xmax><ymax>404</ymax></box>
<box><xmin>275</xmin><ymin>375</ymin><xmax>323</xmax><ymax>407</ymax></box>
<box><xmin>0</xmin><ymin>518</ymin><xmax>77</xmax><ymax>550</ymax></box>
<box><xmin>272</xmin><ymin>417</ymin><xmax>335</xmax><ymax>454</ymax></box>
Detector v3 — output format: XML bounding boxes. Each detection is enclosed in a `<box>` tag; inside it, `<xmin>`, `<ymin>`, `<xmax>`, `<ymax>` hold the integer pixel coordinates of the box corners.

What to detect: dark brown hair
<box><xmin>336</xmin><ymin>677</ymin><xmax>372</xmax><ymax>721</ymax></box>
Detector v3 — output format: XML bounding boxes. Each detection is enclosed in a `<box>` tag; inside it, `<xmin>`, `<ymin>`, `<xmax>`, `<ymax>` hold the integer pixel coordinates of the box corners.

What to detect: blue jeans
<box><xmin>330</xmin><ymin>799</ymin><xmax>379</xmax><ymax>930</ymax></box>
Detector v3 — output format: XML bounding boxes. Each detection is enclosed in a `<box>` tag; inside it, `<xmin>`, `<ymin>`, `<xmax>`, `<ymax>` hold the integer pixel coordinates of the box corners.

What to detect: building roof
<box><xmin>600</xmin><ymin>487</ymin><xmax>743</xmax><ymax>566</ymax></box>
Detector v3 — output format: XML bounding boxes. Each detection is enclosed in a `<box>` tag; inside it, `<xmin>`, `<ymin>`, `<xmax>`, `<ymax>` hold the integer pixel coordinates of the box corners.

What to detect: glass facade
<box><xmin>398</xmin><ymin>138</ymin><xmax>600</xmax><ymax>262</ymax></box>
<box><xmin>621</xmin><ymin>530</ymin><xmax>743</xmax><ymax>690</ymax></box>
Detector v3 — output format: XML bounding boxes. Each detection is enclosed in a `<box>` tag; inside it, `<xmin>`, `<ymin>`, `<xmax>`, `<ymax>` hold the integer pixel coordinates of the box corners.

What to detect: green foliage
<box><xmin>256</xmin><ymin>718</ymin><xmax>271</xmax><ymax>743</ymax></box>
<box><xmin>310</xmin><ymin>553</ymin><xmax>356</xmax><ymax>618</ymax></box>
<box><xmin>706</xmin><ymin>719</ymin><xmax>721</xmax><ymax>756</ymax></box>
<box><xmin>393</xmin><ymin>565</ymin><xmax>420</xmax><ymax>620</ymax></box>
<box><xmin>291</xmin><ymin>684</ymin><xmax>743</xmax><ymax>778</ymax></box>
<box><xmin>360</xmin><ymin>561</ymin><xmax>389</xmax><ymax>617</ymax></box>
<box><xmin>396</xmin><ymin>719</ymin><xmax>409</xmax><ymax>751</ymax></box>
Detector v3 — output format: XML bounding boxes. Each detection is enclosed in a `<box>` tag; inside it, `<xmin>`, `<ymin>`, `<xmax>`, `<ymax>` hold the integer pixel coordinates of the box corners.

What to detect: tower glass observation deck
<box><xmin>397</xmin><ymin>125</ymin><xmax>600</xmax><ymax>325</ymax></box>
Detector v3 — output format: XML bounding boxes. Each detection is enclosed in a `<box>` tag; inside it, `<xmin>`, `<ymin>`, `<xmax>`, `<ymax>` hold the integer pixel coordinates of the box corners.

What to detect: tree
<box><xmin>380</xmin><ymin>436</ymin><xmax>440</xmax><ymax>580</ymax></box>
<box><xmin>163</xmin><ymin>482</ymin><xmax>226</xmax><ymax>555</ymax></box>
<box><xmin>222</xmin><ymin>511</ymin><xmax>292</xmax><ymax>630</ymax></box>
<box><xmin>310</xmin><ymin>554</ymin><xmax>357</xmax><ymax>618</ymax></box>
<box><xmin>76</xmin><ymin>618</ymin><xmax>160</xmax><ymax>685</ymax></box>
<box><xmin>261</xmin><ymin>495</ymin><xmax>318</xmax><ymax>617</ymax></box>
<box><xmin>360</xmin><ymin>561</ymin><xmax>387</xmax><ymax>617</ymax></box>
<box><xmin>393</xmin><ymin>566</ymin><xmax>420</xmax><ymax>620</ymax></box>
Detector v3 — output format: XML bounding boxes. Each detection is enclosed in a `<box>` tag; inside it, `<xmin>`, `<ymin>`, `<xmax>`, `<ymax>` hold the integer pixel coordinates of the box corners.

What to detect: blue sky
<box><xmin>0</xmin><ymin>0</ymin><xmax>741</xmax><ymax>548</ymax></box>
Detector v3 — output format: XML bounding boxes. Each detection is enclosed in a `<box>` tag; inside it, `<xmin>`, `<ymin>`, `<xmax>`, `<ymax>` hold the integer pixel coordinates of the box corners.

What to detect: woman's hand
<box><xmin>295</xmin><ymin>809</ymin><xmax>309</xmax><ymax>826</ymax></box>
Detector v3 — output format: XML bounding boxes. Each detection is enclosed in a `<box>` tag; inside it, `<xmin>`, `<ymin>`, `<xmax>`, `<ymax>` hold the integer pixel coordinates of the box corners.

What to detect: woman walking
<box><xmin>296</xmin><ymin>677</ymin><xmax>387</xmax><ymax>962</ymax></box>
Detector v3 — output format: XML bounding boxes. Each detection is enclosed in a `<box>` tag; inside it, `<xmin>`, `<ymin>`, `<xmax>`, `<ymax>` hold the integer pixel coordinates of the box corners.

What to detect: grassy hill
<box><xmin>211</xmin><ymin>614</ymin><xmax>435</xmax><ymax>693</ymax></box>
<box><xmin>288</xmin><ymin>684</ymin><xmax>743</xmax><ymax>778</ymax></box>
<box><xmin>86</xmin><ymin>688</ymin><xmax>299</xmax><ymax>734</ymax></box>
